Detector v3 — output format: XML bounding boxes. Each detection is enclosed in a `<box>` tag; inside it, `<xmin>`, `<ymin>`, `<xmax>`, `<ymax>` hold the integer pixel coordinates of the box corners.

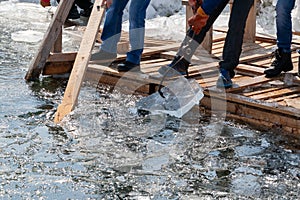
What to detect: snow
<box><xmin>4</xmin><ymin>0</ymin><xmax>300</xmax><ymax>44</ymax></box>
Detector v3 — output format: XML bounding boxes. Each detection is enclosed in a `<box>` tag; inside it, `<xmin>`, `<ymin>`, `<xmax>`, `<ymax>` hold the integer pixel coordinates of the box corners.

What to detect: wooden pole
<box><xmin>52</xmin><ymin>29</ymin><xmax>63</xmax><ymax>53</ymax></box>
<box><xmin>243</xmin><ymin>0</ymin><xmax>256</xmax><ymax>42</ymax></box>
<box><xmin>25</xmin><ymin>0</ymin><xmax>74</xmax><ymax>81</ymax></box>
<box><xmin>54</xmin><ymin>0</ymin><xmax>105</xmax><ymax>123</ymax></box>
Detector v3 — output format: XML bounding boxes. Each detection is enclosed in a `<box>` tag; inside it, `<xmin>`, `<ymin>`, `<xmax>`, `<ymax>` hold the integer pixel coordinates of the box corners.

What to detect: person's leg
<box><xmin>276</xmin><ymin>0</ymin><xmax>295</xmax><ymax>52</ymax></box>
<box><xmin>75</xmin><ymin>0</ymin><xmax>93</xmax><ymax>17</ymax></box>
<box><xmin>100</xmin><ymin>0</ymin><xmax>129</xmax><ymax>54</ymax></box>
<box><xmin>219</xmin><ymin>0</ymin><xmax>254</xmax><ymax>73</ymax></box>
<box><xmin>216</xmin><ymin>0</ymin><xmax>254</xmax><ymax>88</ymax></box>
<box><xmin>264</xmin><ymin>0</ymin><xmax>296</xmax><ymax>77</ymax></box>
<box><xmin>74</xmin><ymin>0</ymin><xmax>93</xmax><ymax>10</ymax></box>
<box><xmin>158</xmin><ymin>0</ymin><xmax>229</xmax><ymax>76</ymax></box>
<box><xmin>125</xmin><ymin>0</ymin><xmax>151</xmax><ymax>65</ymax></box>
<box><xmin>91</xmin><ymin>0</ymin><xmax>129</xmax><ymax>62</ymax></box>
<box><xmin>177</xmin><ymin>0</ymin><xmax>229</xmax><ymax>62</ymax></box>
<box><xmin>117</xmin><ymin>0</ymin><xmax>151</xmax><ymax>71</ymax></box>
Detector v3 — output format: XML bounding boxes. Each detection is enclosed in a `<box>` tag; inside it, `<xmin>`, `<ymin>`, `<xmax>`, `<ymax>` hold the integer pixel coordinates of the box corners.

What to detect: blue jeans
<box><xmin>100</xmin><ymin>0</ymin><xmax>151</xmax><ymax>65</ymax></box>
<box><xmin>276</xmin><ymin>0</ymin><xmax>296</xmax><ymax>52</ymax></box>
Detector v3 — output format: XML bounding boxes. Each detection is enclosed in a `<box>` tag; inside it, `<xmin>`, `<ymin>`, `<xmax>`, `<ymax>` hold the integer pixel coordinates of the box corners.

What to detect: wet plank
<box><xmin>54</xmin><ymin>0</ymin><xmax>105</xmax><ymax>123</ymax></box>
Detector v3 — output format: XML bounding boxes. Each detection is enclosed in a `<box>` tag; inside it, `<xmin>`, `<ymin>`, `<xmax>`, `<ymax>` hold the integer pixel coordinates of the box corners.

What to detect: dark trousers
<box><xmin>176</xmin><ymin>0</ymin><xmax>254</xmax><ymax>72</ymax></box>
<box><xmin>57</xmin><ymin>0</ymin><xmax>93</xmax><ymax>10</ymax></box>
<box><xmin>220</xmin><ymin>0</ymin><xmax>254</xmax><ymax>71</ymax></box>
<box><xmin>73</xmin><ymin>0</ymin><xmax>93</xmax><ymax>10</ymax></box>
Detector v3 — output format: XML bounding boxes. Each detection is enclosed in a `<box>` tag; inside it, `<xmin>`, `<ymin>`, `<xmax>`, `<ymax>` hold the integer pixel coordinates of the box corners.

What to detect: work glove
<box><xmin>188</xmin><ymin>0</ymin><xmax>202</xmax><ymax>14</ymax></box>
<box><xmin>40</xmin><ymin>0</ymin><xmax>51</xmax><ymax>7</ymax></box>
<box><xmin>188</xmin><ymin>6</ymin><xmax>209</xmax><ymax>35</ymax></box>
<box><xmin>101</xmin><ymin>0</ymin><xmax>113</xmax><ymax>8</ymax></box>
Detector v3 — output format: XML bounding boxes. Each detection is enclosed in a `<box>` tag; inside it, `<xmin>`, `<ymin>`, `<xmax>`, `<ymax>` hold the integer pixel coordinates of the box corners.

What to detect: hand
<box><xmin>188</xmin><ymin>13</ymin><xmax>209</xmax><ymax>34</ymax></box>
<box><xmin>40</xmin><ymin>0</ymin><xmax>50</xmax><ymax>7</ymax></box>
<box><xmin>189</xmin><ymin>0</ymin><xmax>202</xmax><ymax>14</ymax></box>
<box><xmin>101</xmin><ymin>0</ymin><xmax>113</xmax><ymax>8</ymax></box>
<box><xmin>188</xmin><ymin>0</ymin><xmax>197</xmax><ymax>7</ymax></box>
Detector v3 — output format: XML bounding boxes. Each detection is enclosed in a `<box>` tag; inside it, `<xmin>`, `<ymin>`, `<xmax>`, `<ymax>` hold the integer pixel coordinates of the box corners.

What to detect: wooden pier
<box><xmin>25</xmin><ymin>0</ymin><xmax>300</xmax><ymax>134</ymax></box>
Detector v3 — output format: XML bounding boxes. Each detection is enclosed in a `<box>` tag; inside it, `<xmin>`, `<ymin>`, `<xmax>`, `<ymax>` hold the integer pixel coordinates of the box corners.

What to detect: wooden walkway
<box><xmin>70</xmin><ymin>30</ymin><xmax>300</xmax><ymax>135</ymax></box>
<box><xmin>24</xmin><ymin>0</ymin><xmax>299</xmax><ymax>134</ymax></box>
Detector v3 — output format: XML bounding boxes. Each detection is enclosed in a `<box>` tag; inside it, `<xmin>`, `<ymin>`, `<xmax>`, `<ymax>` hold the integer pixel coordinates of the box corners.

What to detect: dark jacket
<box><xmin>201</xmin><ymin>0</ymin><xmax>225</xmax><ymax>15</ymax></box>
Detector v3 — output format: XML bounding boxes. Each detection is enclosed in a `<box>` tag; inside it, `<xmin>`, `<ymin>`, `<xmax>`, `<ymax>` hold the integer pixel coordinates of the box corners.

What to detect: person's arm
<box><xmin>188</xmin><ymin>0</ymin><xmax>202</xmax><ymax>14</ymax></box>
<box><xmin>188</xmin><ymin>0</ymin><xmax>224</xmax><ymax>34</ymax></box>
<box><xmin>101</xmin><ymin>0</ymin><xmax>113</xmax><ymax>8</ymax></box>
<box><xmin>201</xmin><ymin>0</ymin><xmax>224</xmax><ymax>15</ymax></box>
<box><xmin>40</xmin><ymin>0</ymin><xmax>50</xmax><ymax>7</ymax></box>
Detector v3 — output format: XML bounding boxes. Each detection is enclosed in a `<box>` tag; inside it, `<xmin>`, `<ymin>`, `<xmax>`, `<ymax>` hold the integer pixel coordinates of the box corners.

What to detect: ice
<box><xmin>11</xmin><ymin>30</ymin><xmax>44</xmax><ymax>43</ymax></box>
<box><xmin>293</xmin><ymin>0</ymin><xmax>300</xmax><ymax>32</ymax></box>
<box><xmin>136</xmin><ymin>78</ymin><xmax>204</xmax><ymax>118</ymax></box>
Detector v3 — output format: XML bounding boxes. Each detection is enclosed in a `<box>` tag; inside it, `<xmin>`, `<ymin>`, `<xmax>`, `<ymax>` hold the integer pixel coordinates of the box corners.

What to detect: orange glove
<box><xmin>188</xmin><ymin>6</ymin><xmax>209</xmax><ymax>35</ymax></box>
<box><xmin>188</xmin><ymin>0</ymin><xmax>203</xmax><ymax>14</ymax></box>
<box><xmin>40</xmin><ymin>0</ymin><xmax>51</xmax><ymax>7</ymax></box>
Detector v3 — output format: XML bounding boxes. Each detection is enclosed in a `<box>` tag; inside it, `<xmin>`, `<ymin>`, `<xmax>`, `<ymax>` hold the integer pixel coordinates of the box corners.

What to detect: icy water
<box><xmin>0</xmin><ymin>1</ymin><xmax>300</xmax><ymax>199</ymax></box>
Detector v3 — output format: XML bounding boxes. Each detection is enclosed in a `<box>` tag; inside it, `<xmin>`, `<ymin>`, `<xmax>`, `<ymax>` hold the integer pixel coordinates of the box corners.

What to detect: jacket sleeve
<box><xmin>201</xmin><ymin>0</ymin><xmax>226</xmax><ymax>15</ymax></box>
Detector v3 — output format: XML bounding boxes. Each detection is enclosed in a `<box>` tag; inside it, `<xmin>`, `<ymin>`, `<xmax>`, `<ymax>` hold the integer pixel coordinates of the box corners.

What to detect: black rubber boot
<box><xmin>158</xmin><ymin>55</ymin><xmax>190</xmax><ymax>77</ymax></box>
<box><xmin>264</xmin><ymin>49</ymin><xmax>293</xmax><ymax>78</ymax></box>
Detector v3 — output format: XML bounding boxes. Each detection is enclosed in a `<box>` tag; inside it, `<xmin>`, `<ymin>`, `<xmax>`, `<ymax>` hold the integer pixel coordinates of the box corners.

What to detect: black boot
<box><xmin>264</xmin><ymin>49</ymin><xmax>293</xmax><ymax>78</ymax></box>
<box><xmin>158</xmin><ymin>55</ymin><xmax>190</xmax><ymax>77</ymax></box>
<box><xmin>56</xmin><ymin>0</ymin><xmax>80</xmax><ymax>20</ymax></box>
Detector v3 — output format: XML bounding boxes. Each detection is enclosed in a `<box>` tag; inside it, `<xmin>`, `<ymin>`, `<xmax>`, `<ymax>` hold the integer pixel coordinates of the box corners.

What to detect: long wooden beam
<box><xmin>54</xmin><ymin>0</ymin><xmax>105</xmax><ymax>123</ymax></box>
<box><xmin>25</xmin><ymin>0</ymin><xmax>75</xmax><ymax>81</ymax></box>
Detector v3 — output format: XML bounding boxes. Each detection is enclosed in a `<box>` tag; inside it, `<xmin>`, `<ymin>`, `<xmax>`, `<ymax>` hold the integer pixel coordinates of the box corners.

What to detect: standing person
<box><xmin>40</xmin><ymin>0</ymin><xmax>94</xmax><ymax>19</ymax></box>
<box><xmin>264</xmin><ymin>0</ymin><xmax>296</xmax><ymax>78</ymax></box>
<box><xmin>158</xmin><ymin>0</ymin><xmax>254</xmax><ymax>88</ymax></box>
<box><xmin>90</xmin><ymin>0</ymin><xmax>151</xmax><ymax>72</ymax></box>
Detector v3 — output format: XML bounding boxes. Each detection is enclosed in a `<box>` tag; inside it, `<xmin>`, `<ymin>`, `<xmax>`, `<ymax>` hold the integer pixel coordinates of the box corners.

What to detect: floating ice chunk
<box><xmin>231</xmin><ymin>174</ymin><xmax>261</xmax><ymax>197</ymax></box>
<box><xmin>11</xmin><ymin>30</ymin><xmax>44</xmax><ymax>43</ymax></box>
<box><xmin>136</xmin><ymin>78</ymin><xmax>204</xmax><ymax>118</ymax></box>
<box><xmin>235</xmin><ymin>145</ymin><xmax>264</xmax><ymax>157</ymax></box>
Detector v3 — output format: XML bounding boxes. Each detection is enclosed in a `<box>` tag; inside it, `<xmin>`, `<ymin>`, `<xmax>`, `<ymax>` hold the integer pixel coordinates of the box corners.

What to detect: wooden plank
<box><xmin>52</xmin><ymin>29</ymin><xmax>62</xmax><ymax>53</ymax></box>
<box><xmin>54</xmin><ymin>0</ymin><xmax>105</xmax><ymax>123</ymax></box>
<box><xmin>243</xmin><ymin>87</ymin><xmax>283</xmax><ymax>97</ymax></box>
<box><xmin>44</xmin><ymin>43</ymin><xmax>179</xmax><ymax>76</ymax></box>
<box><xmin>87</xmin><ymin>64</ymin><xmax>164</xmax><ymax>85</ymax></box>
<box><xmin>25</xmin><ymin>0</ymin><xmax>75</xmax><ymax>81</ymax></box>
<box><xmin>235</xmin><ymin>64</ymin><xmax>265</xmax><ymax>76</ymax></box>
<box><xmin>205</xmin><ymin>90</ymin><xmax>300</xmax><ymax>118</ymax></box>
<box><xmin>47</xmin><ymin>52</ymin><xmax>77</xmax><ymax>62</ymax></box>
<box><xmin>226</xmin><ymin>75</ymin><xmax>274</xmax><ymax>92</ymax></box>
<box><xmin>107</xmin><ymin>43</ymin><xmax>180</xmax><ymax>62</ymax></box>
<box><xmin>285</xmin><ymin>98</ymin><xmax>300</xmax><ymax>109</ymax></box>
<box><xmin>43</xmin><ymin>61</ymin><xmax>73</xmax><ymax>75</ymax></box>
<box><xmin>266</xmin><ymin>93</ymin><xmax>300</xmax><ymax>103</ymax></box>
<box><xmin>249</xmin><ymin>87</ymin><xmax>300</xmax><ymax>100</ymax></box>
<box><xmin>239</xmin><ymin>47</ymin><xmax>276</xmax><ymax>63</ymax></box>
<box><xmin>243</xmin><ymin>0</ymin><xmax>256</xmax><ymax>42</ymax></box>
<box><xmin>201</xmin><ymin>96</ymin><xmax>300</xmax><ymax>133</ymax></box>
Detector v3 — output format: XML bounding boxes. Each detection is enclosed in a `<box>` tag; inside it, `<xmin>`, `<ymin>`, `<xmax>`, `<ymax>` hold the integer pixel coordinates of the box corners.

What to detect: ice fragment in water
<box><xmin>136</xmin><ymin>77</ymin><xmax>203</xmax><ymax>118</ymax></box>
